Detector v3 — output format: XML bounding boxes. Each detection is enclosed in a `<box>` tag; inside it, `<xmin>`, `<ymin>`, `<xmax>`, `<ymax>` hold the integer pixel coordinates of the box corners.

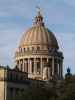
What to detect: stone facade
<box><xmin>0</xmin><ymin>66</ymin><xmax>28</xmax><ymax>100</ymax></box>
<box><xmin>0</xmin><ymin>66</ymin><xmax>45</xmax><ymax>100</ymax></box>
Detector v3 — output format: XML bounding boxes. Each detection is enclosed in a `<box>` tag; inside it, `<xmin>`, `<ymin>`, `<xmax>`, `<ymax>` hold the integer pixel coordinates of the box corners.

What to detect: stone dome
<box><xmin>19</xmin><ymin>11</ymin><xmax>59</xmax><ymax>50</ymax></box>
<box><xmin>20</xmin><ymin>26</ymin><xmax>59</xmax><ymax>49</ymax></box>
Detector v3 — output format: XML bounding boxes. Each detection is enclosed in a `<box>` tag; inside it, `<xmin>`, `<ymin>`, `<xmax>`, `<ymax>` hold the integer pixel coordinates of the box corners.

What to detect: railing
<box><xmin>15</xmin><ymin>50</ymin><xmax>49</xmax><ymax>57</ymax></box>
<box><xmin>15</xmin><ymin>50</ymin><xmax>63</xmax><ymax>58</ymax></box>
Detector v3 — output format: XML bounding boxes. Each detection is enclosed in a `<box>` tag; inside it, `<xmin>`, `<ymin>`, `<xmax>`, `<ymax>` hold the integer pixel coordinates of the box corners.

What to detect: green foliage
<box><xmin>58</xmin><ymin>75</ymin><xmax>75</xmax><ymax>100</ymax></box>
<box><xmin>16</xmin><ymin>74</ymin><xmax>75</xmax><ymax>100</ymax></box>
<box><xmin>22</xmin><ymin>85</ymin><xmax>50</xmax><ymax>100</ymax></box>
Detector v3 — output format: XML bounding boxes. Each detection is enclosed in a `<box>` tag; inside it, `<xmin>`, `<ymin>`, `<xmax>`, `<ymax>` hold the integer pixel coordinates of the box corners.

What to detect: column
<box><xmin>34</xmin><ymin>58</ymin><xmax>37</xmax><ymax>74</ymax></box>
<box><xmin>40</xmin><ymin>57</ymin><xmax>43</xmax><ymax>76</ymax></box>
<box><xmin>47</xmin><ymin>58</ymin><xmax>48</xmax><ymax>63</ymax></box>
<box><xmin>23</xmin><ymin>59</ymin><xmax>25</xmax><ymax>72</ymax></box>
<box><xmin>25</xmin><ymin>59</ymin><xmax>28</xmax><ymax>73</ymax></box>
<box><xmin>50</xmin><ymin>58</ymin><xmax>52</xmax><ymax>77</ymax></box>
<box><xmin>59</xmin><ymin>59</ymin><xmax>61</xmax><ymax>78</ymax></box>
<box><xmin>56</xmin><ymin>59</ymin><xmax>58</xmax><ymax>76</ymax></box>
<box><xmin>47</xmin><ymin>58</ymin><xmax>50</xmax><ymax>80</ymax></box>
<box><xmin>49</xmin><ymin>62</ymin><xmax>52</xmax><ymax>80</ymax></box>
<box><xmin>24</xmin><ymin>60</ymin><xmax>26</xmax><ymax>72</ymax></box>
<box><xmin>23</xmin><ymin>59</ymin><xmax>24</xmax><ymax>72</ymax></box>
<box><xmin>26</xmin><ymin>59</ymin><xmax>28</xmax><ymax>73</ymax></box>
<box><xmin>18</xmin><ymin>60</ymin><xmax>20</xmax><ymax>70</ymax></box>
<box><xmin>36</xmin><ymin>58</ymin><xmax>41</xmax><ymax>74</ymax></box>
<box><xmin>31</xmin><ymin>59</ymin><xmax>34</xmax><ymax>73</ymax></box>
<box><xmin>52</xmin><ymin>57</ymin><xmax>54</xmax><ymax>76</ymax></box>
<box><xmin>20</xmin><ymin>60</ymin><xmax>23</xmax><ymax>71</ymax></box>
<box><xmin>60</xmin><ymin>59</ymin><xmax>63</xmax><ymax>79</ymax></box>
<box><xmin>30</xmin><ymin>59</ymin><xmax>32</xmax><ymax>74</ymax></box>
<box><xmin>59</xmin><ymin>59</ymin><xmax>63</xmax><ymax>79</ymax></box>
<box><xmin>28</xmin><ymin>58</ymin><xmax>30</xmax><ymax>73</ymax></box>
<box><xmin>58</xmin><ymin>59</ymin><xmax>60</xmax><ymax>77</ymax></box>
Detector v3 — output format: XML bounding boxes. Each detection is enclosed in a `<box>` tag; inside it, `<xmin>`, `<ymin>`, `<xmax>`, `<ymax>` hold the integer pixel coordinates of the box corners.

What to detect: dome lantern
<box><xmin>34</xmin><ymin>7</ymin><xmax>44</xmax><ymax>26</ymax></box>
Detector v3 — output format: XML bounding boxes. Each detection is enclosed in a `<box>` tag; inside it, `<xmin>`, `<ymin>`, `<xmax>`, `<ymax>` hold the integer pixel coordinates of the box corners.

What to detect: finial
<box><xmin>36</xmin><ymin>6</ymin><xmax>42</xmax><ymax>16</ymax></box>
<box><xmin>67</xmin><ymin>67</ymin><xmax>71</xmax><ymax>74</ymax></box>
<box><xmin>36</xmin><ymin>6</ymin><xmax>41</xmax><ymax>11</ymax></box>
<box><xmin>65</xmin><ymin>67</ymin><xmax>72</xmax><ymax>78</ymax></box>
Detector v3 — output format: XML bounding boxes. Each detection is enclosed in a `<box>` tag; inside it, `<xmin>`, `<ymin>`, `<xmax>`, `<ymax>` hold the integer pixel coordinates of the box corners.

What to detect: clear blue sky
<box><xmin>0</xmin><ymin>0</ymin><xmax>75</xmax><ymax>74</ymax></box>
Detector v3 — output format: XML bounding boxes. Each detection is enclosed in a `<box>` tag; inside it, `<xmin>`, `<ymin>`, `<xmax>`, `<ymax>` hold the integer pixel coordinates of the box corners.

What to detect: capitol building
<box><xmin>0</xmin><ymin>10</ymin><xmax>63</xmax><ymax>100</ymax></box>
<box><xmin>15</xmin><ymin>10</ymin><xmax>63</xmax><ymax>80</ymax></box>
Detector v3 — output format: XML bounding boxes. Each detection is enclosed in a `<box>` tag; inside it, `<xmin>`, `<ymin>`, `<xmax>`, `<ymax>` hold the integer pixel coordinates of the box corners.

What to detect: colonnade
<box><xmin>16</xmin><ymin>57</ymin><xmax>63</xmax><ymax>80</ymax></box>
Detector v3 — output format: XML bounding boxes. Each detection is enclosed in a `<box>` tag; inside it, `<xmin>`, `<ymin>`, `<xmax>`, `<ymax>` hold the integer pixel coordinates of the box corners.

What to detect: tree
<box><xmin>58</xmin><ymin>68</ymin><xmax>75</xmax><ymax>100</ymax></box>
<box><xmin>15</xmin><ymin>68</ymin><xmax>75</xmax><ymax>100</ymax></box>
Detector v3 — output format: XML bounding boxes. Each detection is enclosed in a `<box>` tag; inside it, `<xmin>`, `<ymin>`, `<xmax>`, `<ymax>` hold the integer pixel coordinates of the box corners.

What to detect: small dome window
<box><xmin>37</xmin><ymin>46</ymin><xmax>40</xmax><ymax>50</ymax></box>
<box><xmin>32</xmin><ymin>47</ymin><xmax>34</xmax><ymax>51</ymax></box>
